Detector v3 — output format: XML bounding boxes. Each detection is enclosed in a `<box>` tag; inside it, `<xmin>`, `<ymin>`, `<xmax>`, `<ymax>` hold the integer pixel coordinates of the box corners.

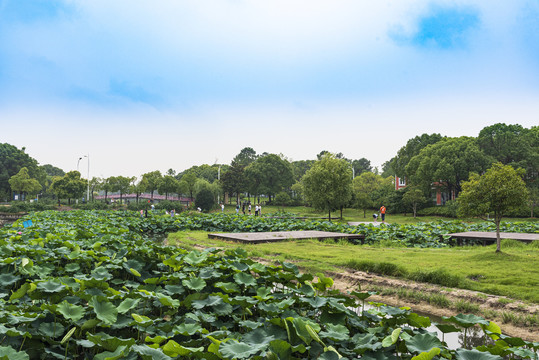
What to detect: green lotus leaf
<box><xmin>117</xmin><ymin>298</ymin><xmax>140</xmax><ymax>314</ymax></box>
<box><xmin>382</xmin><ymin>328</ymin><xmax>402</xmax><ymax>347</ymax></box>
<box><xmin>192</xmin><ymin>295</ymin><xmax>223</xmax><ymax>309</ymax></box>
<box><xmin>496</xmin><ymin>334</ymin><xmax>527</xmax><ymax>347</ymax></box>
<box><xmin>411</xmin><ymin>347</ymin><xmax>441</xmax><ymax>360</ymax></box>
<box><xmin>215</xmin><ymin>282</ymin><xmax>240</xmax><ymax>293</ymax></box>
<box><xmin>302</xmin><ymin>296</ymin><xmax>328</xmax><ymax>308</ymax></box>
<box><xmin>233</xmin><ymin>272</ymin><xmax>257</xmax><ymax>287</ymax></box>
<box><xmin>183</xmin><ymin>251</ymin><xmax>208</xmax><ymax>265</ymax></box>
<box><xmin>145</xmin><ymin>335</ymin><xmax>168</xmax><ymax>345</ymax></box>
<box><xmin>164</xmin><ymin>284</ymin><xmax>185</xmax><ymax>295</ymax></box>
<box><xmin>87</xmin><ymin>332</ymin><xmax>136</xmax><ymax>352</ymax></box>
<box><xmin>0</xmin><ymin>324</ymin><xmax>25</xmax><ymax>337</ymax></box>
<box><xmin>9</xmin><ymin>283</ymin><xmax>31</xmax><ymax>302</ymax></box>
<box><xmin>6</xmin><ymin>313</ymin><xmax>39</xmax><ymax>325</ymax></box>
<box><xmin>131</xmin><ymin>344</ymin><xmax>173</xmax><ymax>360</ymax></box>
<box><xmin>506</xmin><ymin>347</ymin><xmax>536</xmax><ymax>359</ymax></box>
<box><xmin>157</xmin><ymin>293</ymin><xmax>180</xmax><ymax>308</ymax></box>
<box><xmin>37</xmin><ymin>279</ymin><xmax>65</xmax><ymax>293</ymax></box>
<box><xmin>407</xmin><ymin>313</ymin><xmax>431</xmax><ymax>328</ymax></box>
<box><xmin>81</xmin><ymin>318</ymin><xmax>100</xmax><ymax>330</ymax></box>
<box><xmin>38</xmin><ymin>322</ymin><xmax>65</xmax><ymax>338</ymax></box>
<box><xmin>219</xmin><ymin>340</ymin><xmax>263</xmax><ymax>359</ymax></box>
<box><xmin>444</xmin><ymin>314</ymin><xmax>489</xmax><ymax>328</ymax></box>
<box><xmin>0</xmin><ymin>273</ymin><xmax>20</xmax><ymax>286</ymax></box>
<box><xmin>243</xmin><ymin>328</ymin><xmax>275</xmax><ymax>346</ymax></box>
<box><xmin>360</xmin><ymin>350</ymin><xmax>400</xmax><ymax>360</ymax></box>
<box><xmin>162</xmin><ymin>340</ymin><xmax>204</xmax><ymax>357</ymax></box>
<box><xmin>89</xmin><ymin>296</ymin><xmax>118</xmax><ymax>325</ymax></box>
<box><xmin>319</xmin><ymin>324</ymin><xmax>349</xmax><ymax>342</ymax></box>
<box><xmin>57</xmin><ymin>301</ymin><xmax>85</xmax><ymax>322</ymax></box>
<box><xmin>319</xmin><ymin>350</ymin><xmax>340</xmax><ymax>360</ymax></box>
<box><xmin>0</xmin><ymin>346</ymin><xmax>29</xmax><ymax>360</ymax></box>
<box><xmin>351</xmin><ymin>290</ymin><xmax>372</xmax><ymax>301</ymax></box>
<box><xmin>182</xmin><ymin>277</ymin><xmax>206</xmax><ymax>291</ymax></box>
<box><xmin>239</xmin><ymin>320</ymin><xmax>263</xmax><ymax>330</ymax></box>
<box><xmin>406</xmin><ymin>333</ymin><xmax>444</xmax><ymax>354</ymax></box>
<box><xmin>93</xmin><ymin>345</ymin><xmax>129</xmax><ymax>360</ymax></box>
<box><xmin>90</xmin><ymin>267</ymin><xmax>113</xmax><ymax>281</ymax></box>
<box><xmin>435</xmin><ymin>324</ymin><xmax>460</xmax><ymax>334</ymax></box>
<box><xmin>268</xmin><ymin>339</ymin><xmax>292</xmax><ymax>359</ymax></box>
<box><xmin>174</xmin><ymin>322</ymin><xmax>202</xmax><ymax>336</ymax></box>
<box><xmin>455</xmin><ymin>348</ymin><xmax>504</xmax><ymax>360</ymax></box>
<box><xmin>64</xmin><ymin>263</ymin><xmax>80</xmax><ymax>272</ymax></box>
<box><xmin>132</xmin><ymin>313</ymin><xmax>152</xmax><ymax>325</ymax></box>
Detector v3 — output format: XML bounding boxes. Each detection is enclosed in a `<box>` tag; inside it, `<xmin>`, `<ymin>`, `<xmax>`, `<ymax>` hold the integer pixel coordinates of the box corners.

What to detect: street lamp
<box><xmin>79</xmin><ymin>154</ymin><xmax>90</xmax><ymax>202</ymax></box>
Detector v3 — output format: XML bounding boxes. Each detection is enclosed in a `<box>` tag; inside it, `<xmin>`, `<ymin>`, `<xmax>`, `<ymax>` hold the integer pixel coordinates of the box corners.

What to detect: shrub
<box><xmin>274</xmin><ymin>192</ymin><xmax>292</xmax><ymax>206</ymax></box>
<box><xmin>195</xmin><ymin>189</ymin><xmax>214</xmax><ymax>212</ymax></box>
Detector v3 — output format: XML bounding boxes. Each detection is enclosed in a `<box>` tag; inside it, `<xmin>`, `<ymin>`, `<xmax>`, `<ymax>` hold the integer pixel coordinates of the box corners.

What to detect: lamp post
<box><xmin>217</xmin><ymin>165</ymin><xmax>221</xmax><ymax>205</ymax></box>
<box><xmin>79</xmin><ymin>154</ymin><xmax>90</xmax><ymax>202</ymax></box>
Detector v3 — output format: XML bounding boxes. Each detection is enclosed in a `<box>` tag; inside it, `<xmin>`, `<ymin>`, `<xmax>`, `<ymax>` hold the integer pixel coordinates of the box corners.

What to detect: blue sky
<box><xmin>1</xmin><ymin>1</ymin><xmax>538</xmax><ymax>178</ymax></box>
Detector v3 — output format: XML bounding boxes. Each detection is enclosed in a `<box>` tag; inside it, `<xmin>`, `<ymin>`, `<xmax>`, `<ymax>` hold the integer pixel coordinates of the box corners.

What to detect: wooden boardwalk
<box><xmin>448</xmin><ymin>231</ymin><xmax>539</xmax><ymax>246</ymax></box>
<box><xmin>208</xmin><ymin>230</ymin><xmax>365</xmax><ymax>244</ymax></box>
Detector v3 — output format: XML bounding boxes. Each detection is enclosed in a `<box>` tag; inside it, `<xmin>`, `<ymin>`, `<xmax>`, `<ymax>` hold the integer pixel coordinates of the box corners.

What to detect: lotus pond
<box><xmin>0</xmin><ymin>210</ymin><xmax>537</xmax><ymax>359</ymax></box>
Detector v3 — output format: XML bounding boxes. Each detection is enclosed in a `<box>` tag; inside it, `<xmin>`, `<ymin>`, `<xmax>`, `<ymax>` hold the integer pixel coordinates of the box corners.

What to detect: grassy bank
<box><xmin>168</xmin><ymin>231</ymin><xmax>539</xmax><ymax>303</ymax></box>
<box><xmin>215</xmin><ymin>204</ymin><xmax>538</xmax><ymax>225</ymax></box>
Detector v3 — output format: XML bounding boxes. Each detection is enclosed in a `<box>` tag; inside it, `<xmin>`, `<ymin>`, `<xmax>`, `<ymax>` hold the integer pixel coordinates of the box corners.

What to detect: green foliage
<box><xmin>0</xmin><ymin>210</ymin><xmax>536</xmax><ymax>358</ymax></box>
<box><xmin>195</xmin><ymin>188</ymin><xmax>215</xmax><ymax>212</ymax></box>
<box><xmin>8</xmin><ymin>167</ymin><xmax>42</xmax><ymax>198</ymax></box>
<box><xmin>50</xmin><ymin>171</ymin><xmax>86</xmax><ymax>203</ymax></box>
<box><xmin>274</xmin><ymin>191</ymin><xmax>292</xmax><ymax>206</ymax></box>
<box><xmin>302</xmin><ymin>154</ymin><xmax>353</xmax><ymax>220</ymax></box>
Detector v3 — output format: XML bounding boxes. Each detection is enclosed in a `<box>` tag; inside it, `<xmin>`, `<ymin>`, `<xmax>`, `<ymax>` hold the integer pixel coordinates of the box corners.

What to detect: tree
<box><xmin>406</xmin><ymin>137</ymin><xmax>492</xmax><ymax>197</ymax></box>
<box><xmin>247</xmin><ymin>154</ymin><xmax>294</xmax><ymax>202</ymax></box>
<box><xmin>51</xmin><ymin>171</ymin><xmax>86</xmax><ymax>204</ymax></box>
<box><xmin>8</xmin><ymin>167</ymin><xmax>42</xmax><ymax>200</ymax></box>
<box><xmin>291</xmin><ymin>160</ymin><xmax>315</xmax><ymax>182</ymax></box>
<box><xmin>158</xmin><ymin>175</ymin><xmax>179</xmax><ymax>200</ymax></box>
<box><xmin>109</xmin><ymin>176</ymin><xmax>133</xmax><ymax>203</ymax></box>
<box><xmin>0</xmin><ymin>143</ymin><xmax>45</xmax><ymax>201</ymax></box>
<box><xmin>221</xmin><ymin>161</ymin><xmax>246</xmax><ymax>204</ymax></box>
<box><xmin>233</xmin><ymin>147</ymin><xmax>258</xmax><ymax>166</ymax></box>
<box><xmin>457</xmin><ymin>163</ymin><xmax>529</xmax><ymax>253</ymax></box>
<box><xmin>351</xmin><ymin>158</ymin><xmax>372</xmax><ymax>177</ymax></box>
<box><xmin>41</xmin><ymin>164</ymin><xmax>65</xmax><ymax>177</ymax></box>
<box><xmin>402</xmin><ymin>186</ymin><xmax>427</xmax><ymax>218</ymax></box>
<box><xmin>302</xmin><ymin>154</ymin><xmax>353</xmax><ymax>220</ymax></box>
<box><xmin>352</xmin><ymin>172</ymin><xmax>384</xmax><ymax>217</ymax></box>
<box><xmin>393</xmin><ymin>133</ymin><xmax>444</xmax><ymax>178</ymax></box>
<box><xmin>141</xmin><ymin>171</ymin><xmax>162</xmax><ymax>199</ymax></box>
<box><xmin>179</xmin><ymin>172</ymin><xmax>197</xmax><ymax>200</ymax></box>
<box><xmin>195</xmin><ymin>188</ymin><xmax>214</xmax><ymax>212</ymax></box>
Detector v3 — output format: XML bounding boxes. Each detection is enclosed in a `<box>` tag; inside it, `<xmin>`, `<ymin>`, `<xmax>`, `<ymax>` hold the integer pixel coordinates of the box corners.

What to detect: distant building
<box><xmin>394</xmin><ymin>175</ymin><xmax>452</xmax><ymax>206</ymax></box>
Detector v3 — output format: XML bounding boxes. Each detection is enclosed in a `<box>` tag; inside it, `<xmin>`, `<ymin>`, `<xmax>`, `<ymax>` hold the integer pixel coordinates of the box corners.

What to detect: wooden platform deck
<box><xmin>208</xmin><ymin>230</ymin><xmax>365</xmax><ymax>244</ymax></box>
<box><xmin>448</xmin><ymin>231</ymin><xmax>539</xmax><ymax>246</ymax></box>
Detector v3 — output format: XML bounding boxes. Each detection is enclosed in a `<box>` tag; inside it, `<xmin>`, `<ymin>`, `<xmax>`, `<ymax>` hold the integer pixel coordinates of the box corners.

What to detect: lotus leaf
<box><xmin>219</xmin><ymin>340</ymin><xmax>263</xmax><ymax>359</ymax></box>
<box><xmin>182</xmin><ymin>277</ymin><xmax>206</xmax><ymax>291</ymax></box>
<box><xmin>162</xmin><ymin>340</ymin><xmax>204</xmax><ymax>357</ymax></box>
<box><xmin>0</xmin><ymin>346</ymin><xmax>29</xmax><ymax>360</ymax></box>
<box><xmin>116</xmin><ymin>298</ymin><xmax>141</xmax><ymax>314</ymax></box>
<box><xmin>89</xmin><ymin>296</ymin><xmax>118</xmax><ymax>325</ymax></box>
<box><xmin>233</xmin><ymin>272</ymin><xmax>257</xmax><ymax>286</ymax></box>
<box><xmin>57</xmin><ymin>301</ymin><xmax>85</xmax><ymax>322</ymax></box>
<box><xmin>455</xmin><ymin>348</ymin><xmax>504</xmax><ymax>360</ymax></box>
<box><xmin>405</xmin><ymin>333</ymin><xmax>443</xmax><ymax>354</ymax></box>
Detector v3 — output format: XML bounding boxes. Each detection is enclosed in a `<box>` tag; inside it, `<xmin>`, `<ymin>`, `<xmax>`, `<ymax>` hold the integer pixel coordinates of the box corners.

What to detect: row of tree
<box><xmin>1</xmin><ymin>123</ymin><xmax>537</xmax><ymax>218</ymax></box>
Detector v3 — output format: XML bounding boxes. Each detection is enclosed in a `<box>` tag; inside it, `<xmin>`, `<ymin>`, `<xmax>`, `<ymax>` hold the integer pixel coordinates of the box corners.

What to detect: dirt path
<box><xmin>328</xmin><ymin>268</ymin><xmax>539</xmax><ymax>342</ymax></box>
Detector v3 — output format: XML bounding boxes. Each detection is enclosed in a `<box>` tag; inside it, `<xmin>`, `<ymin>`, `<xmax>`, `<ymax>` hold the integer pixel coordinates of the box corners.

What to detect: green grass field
<box><xmin>168</xmin><ymin>231</ymin><xmax>539</xmax><ymax>303</ymax></box>
<box><xmin>214</xmin><ymin>202</ymin><xmax>537</xmax><ymax>225</ymax></box>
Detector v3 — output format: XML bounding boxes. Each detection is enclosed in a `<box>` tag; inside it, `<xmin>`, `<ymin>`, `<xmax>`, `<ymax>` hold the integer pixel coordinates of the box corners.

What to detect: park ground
<box><xmin>167</xmin><ymin>205</ymin><xmax>539</xmax><ymax>341</ymax></box>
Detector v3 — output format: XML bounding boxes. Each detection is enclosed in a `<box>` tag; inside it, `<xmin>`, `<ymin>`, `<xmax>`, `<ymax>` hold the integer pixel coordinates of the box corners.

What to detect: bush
<box><xmin>195</xmin><ymin>189</ymin><xmax>214</xmax><ymax>212</ymax></box>
<box><xmin>417</xmin><ymin>200</ymin><xmax>459</xmax><ymax>217</ymax></box>
<box><xmin>155</xmin><ymin>200</ymin><xmax>184</xmax><ymax>212</ymax></box>
<box><xmin>274</xmin><ymin>192</ymin><xmax>292</xmax><ymax>206</ymax></box>
<box><xmin>2</xmin><ymin>201</ymin><xmax>56</xmax><ymax>213</ymax></box>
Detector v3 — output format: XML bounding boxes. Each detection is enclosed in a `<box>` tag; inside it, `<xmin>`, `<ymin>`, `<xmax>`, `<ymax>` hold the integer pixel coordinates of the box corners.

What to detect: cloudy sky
<box><xmin>1</xmin><ymin>1</ymin><xmax>538</xmax><ymax>178</ymax></box>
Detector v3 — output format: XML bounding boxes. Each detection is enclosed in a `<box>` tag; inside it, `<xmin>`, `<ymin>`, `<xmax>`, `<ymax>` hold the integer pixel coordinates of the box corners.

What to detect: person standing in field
<box><xmin>379</xmin><ymin>205</ymin><xmax>386</xmax><ymax>223</ymax></box>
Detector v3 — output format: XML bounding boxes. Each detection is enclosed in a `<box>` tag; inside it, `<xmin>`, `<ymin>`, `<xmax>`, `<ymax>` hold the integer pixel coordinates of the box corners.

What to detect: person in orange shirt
<box><xmin>380</xmin><ymin>205</ymin><xmax>386</xmax><ymax>223</ymax></box>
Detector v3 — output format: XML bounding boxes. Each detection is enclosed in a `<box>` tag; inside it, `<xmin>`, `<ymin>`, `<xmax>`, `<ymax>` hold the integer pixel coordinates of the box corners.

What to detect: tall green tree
<box><xmin>302</xmin><ymin>154</ymin><xmax>353</xmax><ymax>220</ymax></box>
<box><xmin>179</xmin><ymin>172</ymin><xmax>197</xmax><ymax>200</ymax></box>
<box><xmin>392</xmin><ymin>133</ymin><xmax>445</xmax><ymax>178</ymax></box>
<box><xmin>457</xmin><ymin>163</ymin><xmax>529</xmax><ymax>253</ymax></box>
<box><xmin>51</xmin><ymin>171</ymin><xmax>86</xmax><ymax>204</ymax></box>
<box><xmin>247</xmin><ymin>154</ymin><xmax>294</xmax><ymax>202</ymax></box>
<box><xmin>109</xmin><ymin>176</ymin><xmax>133</xmax><ymax>203</ymax></box>
<box><xmin>232</xmin><ymin>147</ymin><xmax>258</xmax><ymax>167</ymax></box>
<box><xmin>158</xmin><ymin>175</ymin><xmax>179</xmax><ymax>200</ymax></box>
<box><xmin>141</xmin><ymin>171</ymin><xmax>162</xmax><ymax>199</ymax></box>
<box><xmin>8</xmin><ymin>167</ymin><xmax>42</xmax><ymax>200</ymax></box>
<box><xmin>402</xmin><ymin>186</ymin><xmax>427</xmax><ymax>218</ymax></box>
<box><xmin>406</xmin><ymin>137</ymin><xmax>492</xmax><ymax>197</ymax></box>
<box><xmin>0</xmin><ymin>143</ymin><xmax>45</xmax><ymax>201</ymax></box>
<box><xmin>221</xmin><ymin>161</ymin><xmax>246</xmax><ymax>204</ymax></box>
<box><xmin>352</xmin><ymin>172</ymin><xmax>384</xmax><ymax>218</ymax></box>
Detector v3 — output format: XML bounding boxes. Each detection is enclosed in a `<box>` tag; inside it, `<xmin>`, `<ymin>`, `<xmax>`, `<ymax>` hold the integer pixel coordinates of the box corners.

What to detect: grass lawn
<box><xmin>215</xmin><ymin>203</ymin><xmax>538</xmax><ymax>225</ymax></box>
<box><xmin>168</xmin><ymin>231</ymin><xmax>539</xmax><ymax>303</ymax></box>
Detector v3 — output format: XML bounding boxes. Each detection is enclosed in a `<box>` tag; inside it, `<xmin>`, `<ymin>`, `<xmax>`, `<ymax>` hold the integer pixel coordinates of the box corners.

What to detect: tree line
<box><xmin>1</xmin><ymin>123</ymin><xmax>537</xmax><ymax>218</ymax></box>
